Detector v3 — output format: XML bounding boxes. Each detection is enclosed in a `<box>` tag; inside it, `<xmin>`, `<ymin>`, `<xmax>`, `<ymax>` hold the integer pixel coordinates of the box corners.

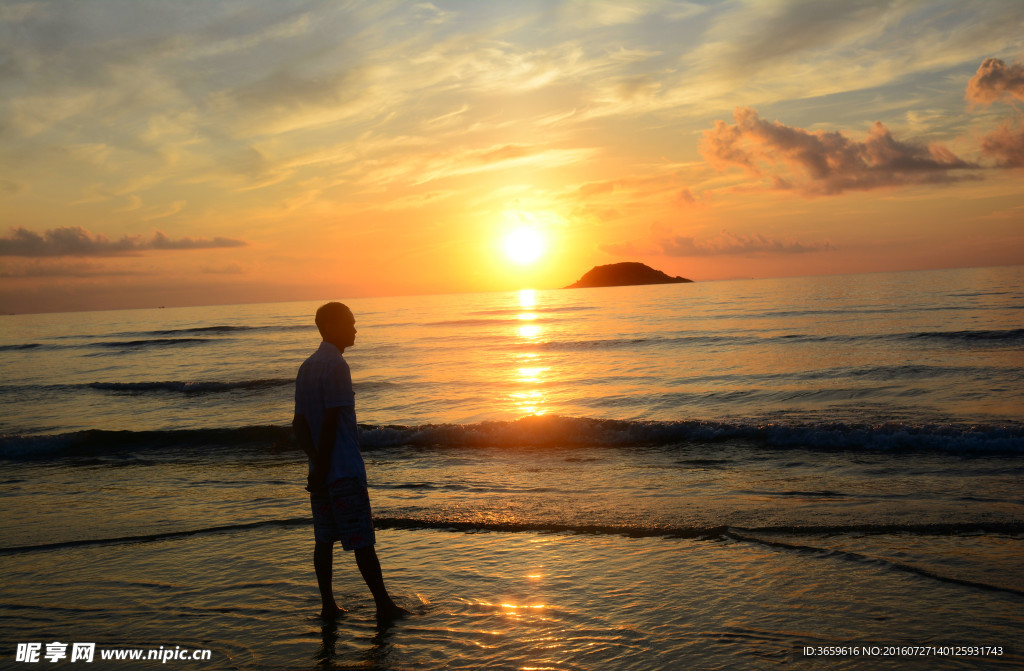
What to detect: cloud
<box><xmin>140</xmin><ymin>201</ymin><xmax>187</xmax><ymax>222</ymax></box>
<box><xmin>217</xmin><ymin>67</ymin><xmax>366</xmax><ymax>136</ymax></box>
<box><xmin>700</xmin><ymin>107</ymin><xmax>976</xmax><ymax>195</ymax></box>
<box><xmin>723</xmin><ymin>0</ymin><xmax>884</xmax><ymax>74</ymax></box>
<box><xmin>0</xmin><ymin>260</ymin><xmax>150</xmax><ymax>278</ymax></box>
<box><xmin>605</xmin><ymin>229</ymin><xmax>835</xmax><ymax>258</ymax></box>
<box><xmin>147</xmin><ymin>230</ymin><xmax>244</xmax><ymax>251</ymax></box>
<box><xmin>658</xmin><ymin>230</ymin><xmax>836</xmax><ymax>256</ymax></box>
<box><xmin>200</xmin><ymin>262</ymin><xmax>245</xmax><ymax>275</ymax></box>
<box><xmin>980</xmin><ymin>121</ymin><xmax>1024</xmax><ymax>168</ymax></box>
<box><xmin>676</xmin><ymin>188</ymin><xmax>697</xmax><ymax>205</ymax></box>
<box><xmin>677</xmin><ymin>0</ymin><xmax>1024</xmax><ymax>119</ymax></box>
<box><xmin>0</xmin><ymin>179</ymin><xmax>23</xmax><ymax>196</ymax></box>
<box><xmin>966</xmin><ymin>58</ymin><xmax>1024</xmax><ymax>105</ymax></box>
<box><xmin>407</xmin><ymin>145</ymin><xmax>596</xmax><ymax>188</ymax></box>
<box><xmin>0</xmin><ymin>226</ymin><xmax>246</xmax><ymax>257</ymax></box>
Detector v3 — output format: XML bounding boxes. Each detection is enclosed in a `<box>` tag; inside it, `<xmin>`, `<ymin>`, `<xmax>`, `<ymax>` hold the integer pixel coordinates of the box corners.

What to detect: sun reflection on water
<box><xmin>501</xmin><ymin>602</ymin><xmax>548</xmax><ymax>619</ymax></box>
<box><xmin>516</xmin><ymin>367</ymin><xmax>547</xmax><ymax>383</ymax></box>
<box><xmin>509</xmin><ymin>289</ymin><xmax>548</xmax><ymax>416</ymax></box>
<box><xmin>517</xmin><ymin>323</ymin><xmax>541</xmax><ymax>338</ymax></box>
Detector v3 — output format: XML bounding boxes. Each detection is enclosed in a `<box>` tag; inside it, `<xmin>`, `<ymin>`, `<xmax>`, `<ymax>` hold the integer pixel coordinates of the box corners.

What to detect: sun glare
<box><xmin>503</xmin><ymin>227</ymin><xmax>546</xmax><ymax>265</ymax></box>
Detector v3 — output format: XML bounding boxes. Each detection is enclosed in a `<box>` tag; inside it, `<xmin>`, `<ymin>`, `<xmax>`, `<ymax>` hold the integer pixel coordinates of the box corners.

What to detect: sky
<box><xmin>1</xmin><ymin>0</ymin><xmax>1023</xmax><ymax>314</ymax></box>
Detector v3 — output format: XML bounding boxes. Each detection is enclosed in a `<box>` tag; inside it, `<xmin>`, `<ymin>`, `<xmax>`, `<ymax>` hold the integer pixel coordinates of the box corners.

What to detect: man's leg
<box><xmin>314</xmin><ymin>541</ymin><xmax>345</xmax><ymax>619</ymax></box>
<box><xmin>354</xmin><ymin>546</ymin><xmax>408</xmax><ymax>620</ymax></box>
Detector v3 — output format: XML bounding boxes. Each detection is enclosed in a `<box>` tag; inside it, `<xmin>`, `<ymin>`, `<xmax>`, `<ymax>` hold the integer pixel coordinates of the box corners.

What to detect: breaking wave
<box><xmin>3</xmin><ymin>415</ymin><xmax>1022</xmax><ymax>461</ymax></box>
<box><xmin>502</xmin><ymin>328</ymin><xmax>1024</xmax><ymax>352</ymax></box>
<box><xmin>87</xmin><ymin>379</ymin><xmax>294</xmax><ymax>394</ymax></box>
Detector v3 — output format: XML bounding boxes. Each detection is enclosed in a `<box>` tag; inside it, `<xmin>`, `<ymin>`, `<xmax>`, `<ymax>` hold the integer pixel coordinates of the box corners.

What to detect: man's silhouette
<box><xmin>293</xmin><ymin>302</ymin><xmax>407</xmax><ymax>620</ymax></box>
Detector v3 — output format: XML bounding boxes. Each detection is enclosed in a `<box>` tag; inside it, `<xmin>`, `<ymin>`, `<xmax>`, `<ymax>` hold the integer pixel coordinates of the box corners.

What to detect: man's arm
<box><xmin>293</xmin><ymin>409</ymin><xmax>341</xmax><ymax>490</ymax></box>
<box><xmin>292</xmin><ymin>412</ymin><xmax>316</xmax><ymax>461</ymax></box>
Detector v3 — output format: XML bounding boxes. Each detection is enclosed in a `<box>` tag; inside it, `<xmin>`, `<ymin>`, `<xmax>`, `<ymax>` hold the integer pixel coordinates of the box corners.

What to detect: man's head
<box><xmin>315</xmin><ymin>302</ymin><xmax>357</xmax><ymax>350</ymax></box>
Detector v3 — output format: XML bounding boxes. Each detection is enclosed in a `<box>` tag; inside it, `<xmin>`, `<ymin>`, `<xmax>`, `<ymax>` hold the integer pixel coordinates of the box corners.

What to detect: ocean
<box><xmin>1</xmin><ymin>265</ymin><xmax>1022</xmax><ymax>669</ymax></box>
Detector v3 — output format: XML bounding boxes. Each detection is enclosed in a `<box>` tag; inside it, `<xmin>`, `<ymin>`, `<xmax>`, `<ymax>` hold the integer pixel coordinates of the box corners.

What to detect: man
<box><xmin>293</xmin><ymin>302</ymin><xmax>406</xmax><ymax>621</ymax></box>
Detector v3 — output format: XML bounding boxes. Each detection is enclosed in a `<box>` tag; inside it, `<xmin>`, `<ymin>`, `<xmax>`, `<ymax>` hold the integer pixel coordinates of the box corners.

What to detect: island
<box><xmin>564</xmin><ymin>262</ymin><xmax>693</xmax><ymax>289</ymax></box>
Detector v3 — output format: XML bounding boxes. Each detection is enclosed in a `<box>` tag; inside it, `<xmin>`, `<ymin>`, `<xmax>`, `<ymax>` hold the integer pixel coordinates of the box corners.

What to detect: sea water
<box><xmin>1</xmin><ymin>266</ymin><xmax>1022</xmax><ymax>669</ymax></box>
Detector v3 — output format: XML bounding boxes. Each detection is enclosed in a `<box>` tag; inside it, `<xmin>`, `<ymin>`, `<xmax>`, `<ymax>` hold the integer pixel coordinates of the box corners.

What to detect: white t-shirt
<box><xmin>294</xmin><ymin>341</ymin><xmax>368</xmax><ymax>484</ymax></box>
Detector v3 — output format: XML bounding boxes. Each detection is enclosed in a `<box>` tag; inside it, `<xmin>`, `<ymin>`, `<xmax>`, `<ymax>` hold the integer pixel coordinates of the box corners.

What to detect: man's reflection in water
<box><xmin>315</xmin><ymin>616</ymin><xmax>400</xmax><ymax>669</ymax></box>
<box><xmin>314</xmin><ymin>619</ymin><xmax>339</xmax><ymax>668</ymax></box>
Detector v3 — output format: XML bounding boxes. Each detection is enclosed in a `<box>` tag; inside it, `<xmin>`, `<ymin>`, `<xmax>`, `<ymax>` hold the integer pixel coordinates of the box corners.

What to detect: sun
<box><xmin>503</xmin><ymin>227</ymin><xmax>546</xmax><ymax>265</ymax></box>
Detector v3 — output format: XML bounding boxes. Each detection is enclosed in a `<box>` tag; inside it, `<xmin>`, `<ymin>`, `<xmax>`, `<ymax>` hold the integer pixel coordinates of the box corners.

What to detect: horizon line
<box><xmin>2</xmin><ymin>261</ymin><xmax>1020</xmax><ymax>317</ymax></box>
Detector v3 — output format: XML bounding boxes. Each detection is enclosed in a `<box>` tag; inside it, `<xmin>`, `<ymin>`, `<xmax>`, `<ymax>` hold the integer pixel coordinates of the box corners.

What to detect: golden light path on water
<box><xmin>510</xmin><ymin>289</ymin><xmax>549</xmax><ymax>417</ymax></box>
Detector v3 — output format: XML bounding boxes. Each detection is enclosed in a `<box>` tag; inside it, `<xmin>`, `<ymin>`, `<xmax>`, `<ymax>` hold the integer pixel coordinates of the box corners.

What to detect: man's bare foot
<box><xmin>320</xmin><ymin>604</ymin><xmax>348</xmax><ymax>620</ymax></box>
<box><xmin>375</xmin><ymin>602</ymin><xmax>412</xmax><ymax>622</ymax></box>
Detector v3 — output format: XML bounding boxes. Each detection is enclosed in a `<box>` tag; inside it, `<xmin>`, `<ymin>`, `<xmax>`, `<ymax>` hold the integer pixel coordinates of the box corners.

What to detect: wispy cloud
<box><xmin>658</xmin><ymin>230</ymin><xmax>835</xmax><ymax>256</ymax></box>
<box><xmin>0</xmin><ymin>179</ymin><xmax>23</xmax><ymax>195</ymax></box>
<box><xmin>680</xmin><ymin>0</ymin><xmax>1024</xmax><ymax>117</ymax></box>
<box><xmin>720</xmin><ymin>0</ymin><xmax>886</xmax><ymax>76</ymax></box>
<box><xmin>3</xmin><ymin>1</ymin><xmax>1016</xmax><ymax>206</ymax></box>
<box><xmin>700</xmin><ymin>107</ymin><xmax>976</xmax><ymax>195</ymax></box>
<box><xmin>0</xmin><ymin>259</ymin><xmax>151</xmax><ymax>278</ymax></box>
<box><xmin>605</xmin><ymin>229</ymin><xmax>835</xmax><ymax>258</ymax></box>
<box><xmin>0</xmin><ymin>227</ymin><xmax>246</xmax><ymax>257</ymax></box>
<box><xmin>1</xmin><ymin>1</ymin><xmax>1022</xmax><ymax>309</ymax></box>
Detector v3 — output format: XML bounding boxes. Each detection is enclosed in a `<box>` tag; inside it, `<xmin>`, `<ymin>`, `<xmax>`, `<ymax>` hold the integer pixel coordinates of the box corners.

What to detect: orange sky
<box><xmin>1</xmin><ymin>1</ymin><xmax>1023</xmax><ymax>314</ymax></box>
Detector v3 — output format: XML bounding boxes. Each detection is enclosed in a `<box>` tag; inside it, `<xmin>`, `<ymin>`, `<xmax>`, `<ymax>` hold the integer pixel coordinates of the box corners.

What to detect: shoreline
<box><xmin>3</xmin><ymin>525</ymin><xmax>1021</xmax><ymax>670</ymax></box>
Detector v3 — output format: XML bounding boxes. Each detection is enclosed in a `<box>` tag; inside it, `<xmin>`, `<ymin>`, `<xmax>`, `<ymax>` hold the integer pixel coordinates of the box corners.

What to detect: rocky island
<box><xmin>564</xmin><ymin>262</ymin><xmax>693</xmax><ymax>289</ymax></box>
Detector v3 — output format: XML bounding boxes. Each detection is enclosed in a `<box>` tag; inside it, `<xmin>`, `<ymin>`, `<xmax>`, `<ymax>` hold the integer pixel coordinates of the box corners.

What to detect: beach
<box><xmin>2</xmin><ymin>266</ymin><xmax>1023</xmax><ymax>669</ymax></box>
<box><xmin>4</xmin><ymin>524</ymin><xmax>1022</xmax><ymax>669</ymax></box>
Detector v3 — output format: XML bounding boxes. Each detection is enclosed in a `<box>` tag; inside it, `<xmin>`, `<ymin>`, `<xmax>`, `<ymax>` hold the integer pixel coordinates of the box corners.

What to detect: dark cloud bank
<box><xmin>0</xmin><ymin>227</ymin><xmax>246</xmax><ymax>257</ymax></box>
<box><xmin>656</xmin><ymin>231</ymin><xmax>834</xmax><ymax>257</ymax></box>
<box><xmin>604</xmin><ymin>230</ymin><xmax>834</xmax><ymax>258</ymax></box>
